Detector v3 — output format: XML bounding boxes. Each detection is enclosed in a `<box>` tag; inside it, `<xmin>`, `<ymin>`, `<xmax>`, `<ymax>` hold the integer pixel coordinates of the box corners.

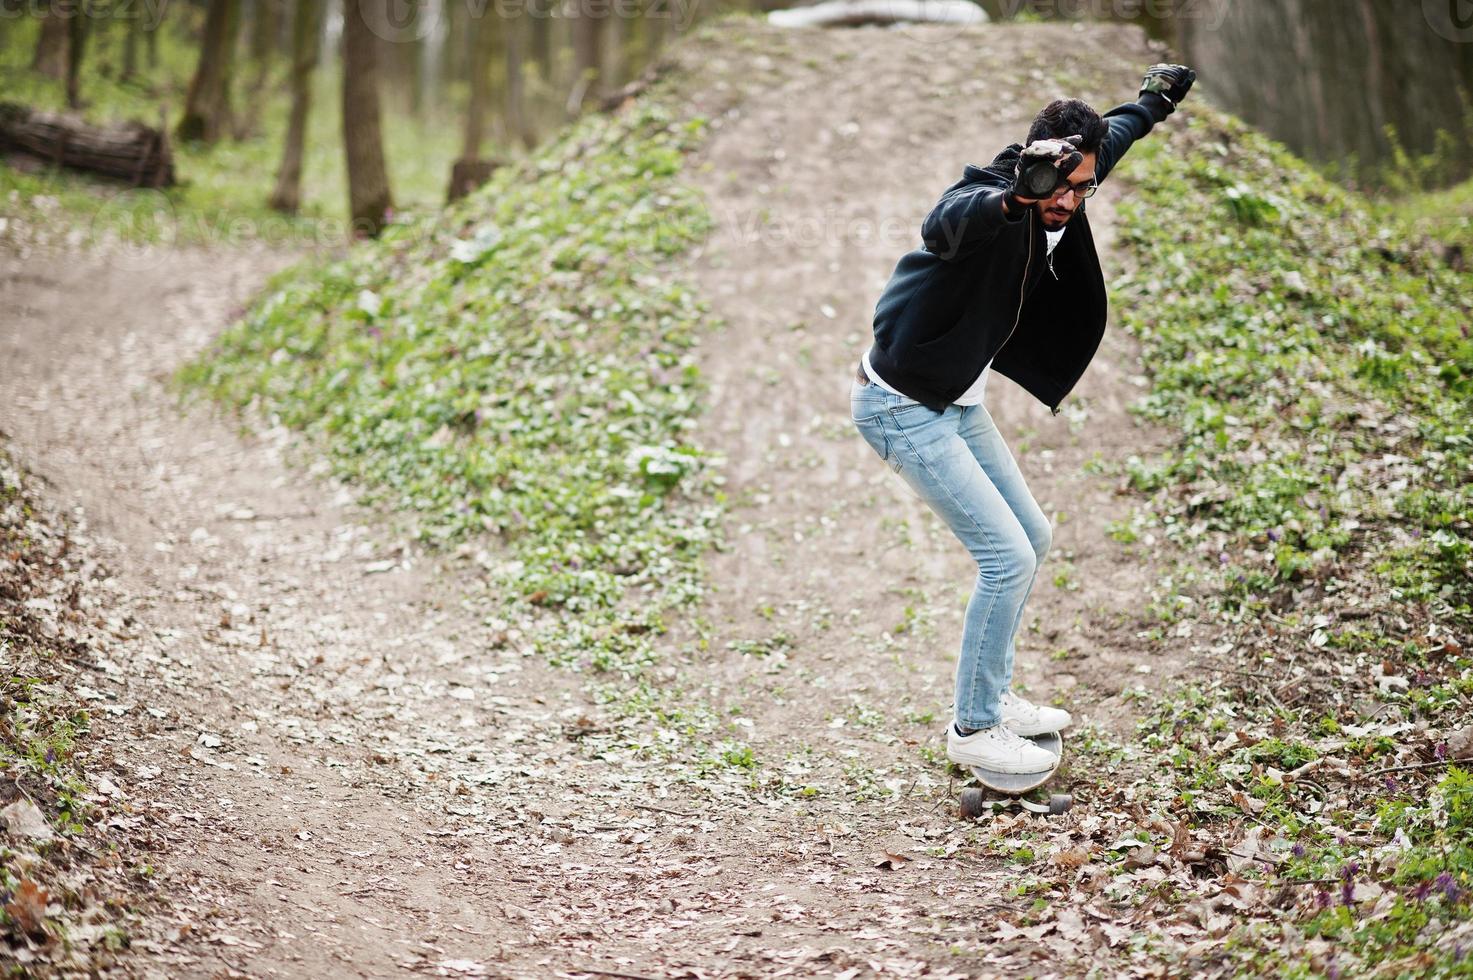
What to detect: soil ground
<box><xmin>1</xmin><ymin>20</ymin><xmax>1208</xmax><ymax>978</ymax></box>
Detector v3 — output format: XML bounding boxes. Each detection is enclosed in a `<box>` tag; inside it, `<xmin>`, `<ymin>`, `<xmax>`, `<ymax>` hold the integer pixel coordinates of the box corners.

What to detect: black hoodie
<box><xmin>865</xmin><ymin>100</ymin><xmax>1162</xmax><ymax>415</ymax></box>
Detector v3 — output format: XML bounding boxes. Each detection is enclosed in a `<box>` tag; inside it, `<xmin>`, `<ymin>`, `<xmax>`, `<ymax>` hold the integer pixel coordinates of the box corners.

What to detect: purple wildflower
<box><xmin>1219</xmin><ymin>551</ymin><xmax>1230</xmax><ymax>564</ymax></box>
<box><xmin>1292</xmin><ymin>842</ymin><xmax>1306</xmax><ymax>858</ymax></box>
<box><xmin>1437</xmin><ymin>871</ymin><xmax>1461</xmax><ymax>903</ymax></box>
<box><xmin>1340</xmin><ymin>879</ymin><xmax>1356</xmax><ymax>907</ymax></box>
<box><xmin>1385</xmin><ymin>775</ymin><xmax>1399</xmax><ymax>792</ymax></box>
<box><xmin>1341</xmin><ymin>860</ymin><xmax>1360</xmax><ymax>879</ymax></box>
<box><xmin>1315</xmin><ymin>888</ymin><xmax>1332</xmax><ymax>909</ymax></box>
<box><xmin>1268</xmin><ymin>529</ymin><xmax>1281</xmax><ymax>542</ymax></box>
<box><xmin>1411</xmin><ymin>880</ymin><xmax>1433</xmax><ymax>902</ymax></box>
<box><xmin>1436</xmin><ymin>742</ymin><xmax>1450</xmax><ymax>761</ymax></box>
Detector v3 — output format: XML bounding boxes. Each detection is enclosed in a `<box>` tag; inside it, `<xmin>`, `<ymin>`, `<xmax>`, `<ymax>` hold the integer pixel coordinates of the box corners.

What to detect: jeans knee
<box><xmin>1032</xmin><ymin>520</ymin><xmax>1053</xmax><ymax>566</ymax></box>
<box><xmin>974</xmin><ymin>536</ymin><xmax>1036</xmax><ymax>586</ymax></box>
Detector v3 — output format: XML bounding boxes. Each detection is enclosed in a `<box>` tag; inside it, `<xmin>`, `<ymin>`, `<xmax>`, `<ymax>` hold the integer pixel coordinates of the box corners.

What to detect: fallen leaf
<box><xmin>4</xmin><ymin>879</ymin><xmax>50</xmax><ymax>938</ymax></box>
<box><xmin>1050</xmin><ymin>847</ymin><xmax>1091</xmax><ymax>869</ymax></box>
<box><xmin>874</xmin><ymin>850</ymin><xmax>911</xmax><ymax>870</ymax></box>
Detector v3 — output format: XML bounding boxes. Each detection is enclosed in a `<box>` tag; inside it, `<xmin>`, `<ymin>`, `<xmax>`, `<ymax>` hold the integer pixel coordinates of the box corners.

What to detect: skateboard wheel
<box><xmin>1048</xmin><ymin>793</ymin><xmax>1073</xmax><ymax>814</ymax></box>
<box><xmin>959</xmin><ymin>788</ymin><xmax>989</xmax><ymax>819</ymax></box>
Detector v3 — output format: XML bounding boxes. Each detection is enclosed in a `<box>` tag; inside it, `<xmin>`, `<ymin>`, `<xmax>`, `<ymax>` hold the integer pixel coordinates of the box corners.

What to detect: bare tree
<box><xmin>176</xmin><ymin>0</ymin><xmax>241</xmax><ymax>142</ymax></box>
<box><xmin>122</xmin><ymin>9</ymin><xmax>141</xmax><ymax>82</ymax></box>
<box><xmin>567</xmin><ymin>5</ymin><xmax>605</xmax><ymax>115</ymax></box>
<box><xmin>64</xmin><ymin>11</ymin><xmax>87</xmax><ymax>108</ymax></box>
<box><xmin>236</xmin><ymin>0</ymin><xmax>282</xmax><ymax>137</ymax></box>
<box><xmin>269</xmin><ymin>0</ymin><xmax>324</xmax><ymax>213</ymax></box>
<box><xmin>32</xmin><ymin>11</ymin><xmax>68</xmax><ymax>78</ymax></box>
<box><xmin>505</xmin><ymin>7</ymin><xmax>537</xmax><ymax>151</ymax></box>
<box><xmin>341</xmin><ymin>0</ymin><xmax>393</xmax><ymax>235</ymax></box>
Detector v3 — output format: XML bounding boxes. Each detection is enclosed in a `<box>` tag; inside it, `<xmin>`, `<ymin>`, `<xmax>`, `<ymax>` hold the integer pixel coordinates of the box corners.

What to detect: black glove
<box><xmin>1138</xmin><ymin>63</ymin><xmax>1196</xmax><ymax>119</ymax></box>
<box><xmin>1008</xmin><ymin>134</ymin><xmax>1085</xmax><ymax>207</ymax></box>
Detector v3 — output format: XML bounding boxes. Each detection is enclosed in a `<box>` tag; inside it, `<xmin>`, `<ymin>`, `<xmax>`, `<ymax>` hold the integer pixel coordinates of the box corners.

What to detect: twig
<box><xmin>570</xmin><ymin>968</ymin><xmax>663</xmax><ymax>980</ymax></box>
<box><xmin>628</xmin><ymin>801</ymin><xmax>693</xmax><ymax>818</ymax></box>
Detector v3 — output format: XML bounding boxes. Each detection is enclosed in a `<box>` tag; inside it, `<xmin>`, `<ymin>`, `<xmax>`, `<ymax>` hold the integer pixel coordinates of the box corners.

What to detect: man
<box><xmin>850</xmin><ymin>64</ymin><xmax>1197</xmax><ymax>774</ymax></box>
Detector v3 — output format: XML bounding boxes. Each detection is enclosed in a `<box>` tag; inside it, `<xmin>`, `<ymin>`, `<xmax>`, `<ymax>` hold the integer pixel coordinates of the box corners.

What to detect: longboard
<box><xmin>959</xmin><ymin>731</ymin><xmax>1073</xmax><ymax>817</ymax></box>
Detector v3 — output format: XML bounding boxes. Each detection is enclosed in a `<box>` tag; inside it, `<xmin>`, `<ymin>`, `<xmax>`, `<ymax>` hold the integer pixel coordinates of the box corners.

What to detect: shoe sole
<box><xmin>1003</xmin><ymin>720</ymin><xmax>1071</xmax><ymax>738</ymax></box>
<box><xmin>947</xmin><ymin>737</ymin><xmax>1061</xmax><ymax>775</ymax></box>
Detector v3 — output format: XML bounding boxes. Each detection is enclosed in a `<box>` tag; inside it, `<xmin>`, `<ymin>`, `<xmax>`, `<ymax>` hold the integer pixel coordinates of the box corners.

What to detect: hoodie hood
<box><xmin>964</xmin><ymin>143</ymin><xmax>1025</xmax><ymax>185</ymax></box>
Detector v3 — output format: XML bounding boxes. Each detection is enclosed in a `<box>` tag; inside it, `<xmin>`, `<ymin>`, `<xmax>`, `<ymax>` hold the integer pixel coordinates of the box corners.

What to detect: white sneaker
<box><xmin>1000</xmin><ymin>690</ymin><xmax>1072</xmax><ymax>737</ymax></box>
<box><xmin>947</xmin><ymin>723</ymin><xmax>1059</xmax><ymax>774</ymax></box>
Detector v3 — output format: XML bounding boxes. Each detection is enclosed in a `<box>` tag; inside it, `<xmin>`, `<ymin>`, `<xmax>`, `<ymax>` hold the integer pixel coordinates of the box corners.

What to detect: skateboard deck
<box><xmin>960</xmin><ymin>731</ymin><xmax>1072</xmax><ymax>817</ymax></box>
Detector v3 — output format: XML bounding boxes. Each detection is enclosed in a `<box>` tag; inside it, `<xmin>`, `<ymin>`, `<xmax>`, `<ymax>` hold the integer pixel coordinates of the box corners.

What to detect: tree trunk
<box><xmin>122</xmin><ymin>10</ymin><xmax>140</xmax><ymax>82</ymax></box>
<box><xmin>65</xmin><ymin>12</ymin><xmax>87</xmax><ymax>109</ymax></box>
<box><xmin>32</xmin><ymin>12</ymin><xmax>68</xmax><ymax>78</ymax></box>
<box><xmin>0</xmin><ymin>102</ymin><xmax>175</xmax><ymax>187</ymax></box>
<box><xmin>602</xmin><ymin>6</ymin><xmax>624</xmax><ymax>95</ymax></box>
<box><xmin>341</xmin><ymin>0</ymin><xmax>393</xmax><ymax>236</ymax></box>
<box><xmin>235</xmin><ymin>0</ymin><xmax>280</xmax><ymax>138</ymax></box>
<box><xmin>459</xmin><ymin>8</ymin><xmax>489</xmax><ymax>163</ymax></box>
<box><xmin>145</xmin><ymin>5</ymin><xmax>161</xmax><ymax>69</ymax></box>
<box><xmin>529</xmin><ymin>9</ymin><xmax>550</xmax><ymax>83</ymax></box>
<box><xmin>176</xmin><ymin>0</ymin><xmax>240</xmax><ymax>143</ymax></box>
<box><xmin>269</xmin><ymin>0</ymin><xmax>322</xmax><ymax>214</ymax></box>
<box><xmin>567</xmin><ymin>4</ymin><xmax>603</xmax><ymax>115</ymax></box>
<box><xmin>505</xmin><ymin>7</ymin><xmax>536</xmax><ymax>151</ymax></box>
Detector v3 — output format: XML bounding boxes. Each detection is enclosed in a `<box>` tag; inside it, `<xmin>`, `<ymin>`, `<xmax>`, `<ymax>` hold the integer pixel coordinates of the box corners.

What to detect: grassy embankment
<box><xmin>0</xmin><ymin>14</ymin><xmax>461</xmax><ymax>250</ymax></box>
<box><xmin>174</xmin><ymin>70</ymin><xmax>755</xmax><ymax>765</ymax></box>
<box><xmin>1083</xmin><ymin>106</ymin><xmax>1472</xmax><ymax>973</ymax></box>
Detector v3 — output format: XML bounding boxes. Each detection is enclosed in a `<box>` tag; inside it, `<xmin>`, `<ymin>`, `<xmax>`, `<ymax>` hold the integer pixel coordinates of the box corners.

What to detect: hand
<box><xmin>1138</xmin><ymin>63</ymin><xmax>1196</xmax><ymax>107</ymax></box>
<box><xmin>1010</xmin><ymin>134</ymin><xmax>1085</xmax><ymax>205</ymax></box>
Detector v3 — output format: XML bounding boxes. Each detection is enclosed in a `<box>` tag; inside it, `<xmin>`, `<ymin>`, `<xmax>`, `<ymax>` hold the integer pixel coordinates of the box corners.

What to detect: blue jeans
<box><xmin>850</xmin><ymin>375</ymin><xmax>1052</xmax><ymax>730</ymax></box>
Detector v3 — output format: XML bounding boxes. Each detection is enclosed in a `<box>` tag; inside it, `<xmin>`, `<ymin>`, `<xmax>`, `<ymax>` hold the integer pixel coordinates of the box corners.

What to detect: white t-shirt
<box><xmin>866</xmin><ymin>228</ymin><xmax>1066</xmax><ymax>405</ymax></box>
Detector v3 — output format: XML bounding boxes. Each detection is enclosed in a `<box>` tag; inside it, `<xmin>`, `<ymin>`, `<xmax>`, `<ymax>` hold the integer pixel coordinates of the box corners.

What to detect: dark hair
<box><xmin>1026</xmin><ymin>99</ymin><xmax>1108</xmax><ymax>154</ymax></box>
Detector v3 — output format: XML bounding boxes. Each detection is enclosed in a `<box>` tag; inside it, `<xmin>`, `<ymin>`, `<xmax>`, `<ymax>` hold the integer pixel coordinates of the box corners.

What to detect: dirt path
<box><xmin>3</xmin><ymin>20</ymin><xmax>1204</xmax><ymax>979</ymax></box>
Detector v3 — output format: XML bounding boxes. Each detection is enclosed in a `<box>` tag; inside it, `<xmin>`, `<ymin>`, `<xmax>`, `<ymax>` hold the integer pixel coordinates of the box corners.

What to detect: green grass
<box><xmin>1379</xmin><ymin>176</ymin><xmax>1473</xmax><ymax>259</ymax></box>
<box><xmin>1108</xmin><ymin>105</ymin><xmax>1473</xmax><ymax>973</ymax></box>
<box><xmin>1114</xmin><ymin>109</ymin><xmax>1471</xmax><ymax>628</ymax></box>
<box><xmin>178</xmin><ymin>78</ymin><xmax>725</xmax><ymax>732</ymax></box>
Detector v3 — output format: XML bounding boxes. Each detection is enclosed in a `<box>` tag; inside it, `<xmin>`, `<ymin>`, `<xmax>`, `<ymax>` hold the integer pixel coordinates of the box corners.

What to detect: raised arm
<box><xmin>1095</xmin><ymin>63</ymin><xmax>1198</xmax><ymax>185</ymax></box>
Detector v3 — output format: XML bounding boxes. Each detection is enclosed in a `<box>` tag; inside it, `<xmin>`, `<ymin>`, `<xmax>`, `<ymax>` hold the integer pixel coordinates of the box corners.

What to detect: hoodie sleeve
<box><xmin>1095</xmin><ymin>101</ymin><xmax>1162</xmax><ymax>185</ymax></box>
<box><xmin>919</xmin><ymin>181</ymin><xmax>1027</xmax><ymax>261</ymax></box>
